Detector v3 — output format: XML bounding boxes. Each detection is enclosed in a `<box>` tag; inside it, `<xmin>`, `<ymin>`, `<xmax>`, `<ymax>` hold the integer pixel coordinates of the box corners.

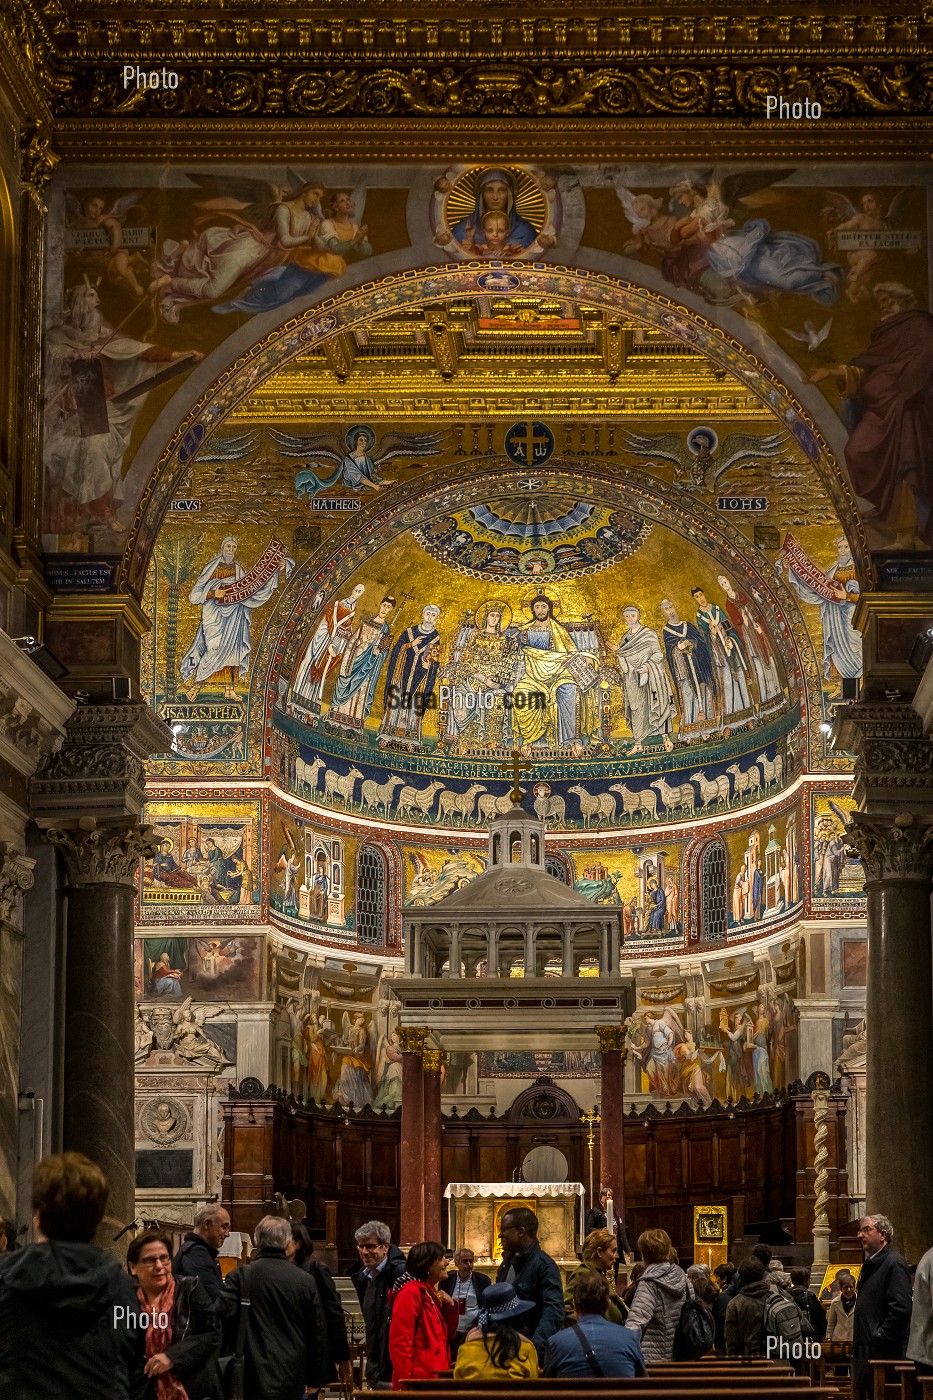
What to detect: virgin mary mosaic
<box><xmin>432</xmin><ymin>165</ymin><xmax>560</xmax><ymax>261</ymax></box>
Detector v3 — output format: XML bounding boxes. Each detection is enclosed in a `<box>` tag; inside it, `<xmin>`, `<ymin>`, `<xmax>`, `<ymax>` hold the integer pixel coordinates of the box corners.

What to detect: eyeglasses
<box><xmin>136</xmin><ymin>1255</ymin><xmax>171</xmax><ymax>1268</ymax></box>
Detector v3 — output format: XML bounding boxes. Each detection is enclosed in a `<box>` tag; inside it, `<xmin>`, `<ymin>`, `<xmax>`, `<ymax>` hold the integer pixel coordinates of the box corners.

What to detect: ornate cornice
<box><xmin>31</xmin><ymin>701</ymin><xmax>173</xmax><ymax>823</ymax></box>
<box><xmin>397</xmin><ymin>1025</ymin><xmax>430</xmax><ymax>1055</ymax></box>
<box><xmin>833</xmin><ymin>700</ymin><xmax>933</xmax><ymax>812</ymax></box>
<box><xmin>0</xmin><ymin>842</ymin><xmax>36</xmax><ymax>927</ymax></box>
<box><xmin>0</xmin><ymin>629</ymin><xmax>73</xmax><ymax>781</ymax></box>
<box><xmin>19</xmin><ymin>119</ymin><xmax>58</xmax><ymax>200</ymax></box>
<box><xmin>845</xmin><ymin>812</ymin><xmax>933</xmax><ymax>886</ymax></box>
<box><xmin>43</xmin><ymin>816</ymin><xmax>158</xmax><ymax>888</ymax></box>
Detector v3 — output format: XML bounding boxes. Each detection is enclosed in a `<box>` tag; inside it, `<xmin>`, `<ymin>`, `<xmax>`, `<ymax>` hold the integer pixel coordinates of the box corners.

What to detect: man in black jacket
<box><xmin>348</xmin><ymin>1219</ymin><xmax>407</xmax><ymax>1387</ymax></box>
<box><xmin>173</xmin><ymin>1202</ymin><xmax>231</xmax><ymax>1303</ymax></box>
<box><xmin>789</xmin><ymin>1266</ymin><xmax>827</xmax><ymax>1341</ymax></box>
<box><xmin>853</xmin><ymin>1213</ymin><xmax>913</xmax><ymax>1399</ymax></box>
<box><xmin>222</xmin><ymin>1215</ymin><xmax>327</xmax><ymax>1400</ymax></box>
<box><xmin>0</xmin><ymin>1152</ymin><xmax>145</xmax><ymax>1400</ymax></box>
<box><xmin>496</xmin><ymin>1207</ymin><xmax>565</xmax><ymax>1361</ymax></box>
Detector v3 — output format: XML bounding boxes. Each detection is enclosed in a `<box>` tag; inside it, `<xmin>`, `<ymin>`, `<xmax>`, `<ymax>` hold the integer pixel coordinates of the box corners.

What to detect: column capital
<box><xmin>0</xmin><ymin>842</ymin><xmax>36</xmax><ymax>927</ymax></box>
<box><xmin>846</xmin><ymin>811</ymin><xmax>933</xmax><ymax>885</ymax></box>
<box><xmin>31</xmin><ymin>701</ymin><xmax>173</xmax><ymax>825</ymax></box>
<box><xmin>596</xmin><ymin>1025</ymin><xmax>629</xmax><ymax>1055</ymax></box>
<box><xmin>423</xmin><ymin>1048</ymin><xmax>447</xmax><ymax>1073</ymax></box>
<box><xmin>44</xmin><ymin>817</ymin><xmax>158</xmax><ymax>889</ymax></box>
<box><xmin>398</xmin><ymin>1026</ymin><xmax>430</xmax><ymax>1055</ymax></box>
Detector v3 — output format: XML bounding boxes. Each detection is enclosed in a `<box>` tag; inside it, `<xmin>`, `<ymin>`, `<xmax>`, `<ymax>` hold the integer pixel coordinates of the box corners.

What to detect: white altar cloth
<box><xmin>444</xmin><ymin>1181</ymin><xmax>586</xmax><ymax>1242</ymax></box>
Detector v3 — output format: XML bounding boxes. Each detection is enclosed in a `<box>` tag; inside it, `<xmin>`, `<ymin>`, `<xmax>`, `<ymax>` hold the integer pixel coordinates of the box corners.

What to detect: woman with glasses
<box><xmin>126</xmin><ymin>1230</ymin><xmax>222</xmax><ymax>1400</ymax></box>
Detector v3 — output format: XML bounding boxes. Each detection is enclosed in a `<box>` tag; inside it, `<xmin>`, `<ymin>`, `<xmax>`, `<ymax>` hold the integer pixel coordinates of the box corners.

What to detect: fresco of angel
<box><xmin>623</xmin><ymin>425</ymin><xmax>788</xmax><ymax>491</ymax></box>
<box><xmin>371</xmin><ymin>1030</ymin><xmax>403</xmax><ymax>1113</ymax></box>
<box><xmin>65</xmin><ymin>190</ymin><xmax>148</xmax><ymax>296</ymax></box>
<box><xmin>821</xmin><ymin>189</ymin><xmax>915</xmax><ymax>303</ymax></box>
<box><xmin>332</xmin><ymin>1010</ymin><xmax>376</xmax><ymax>1110</ymax></box>
<box><xmin>150</xmin><ymin>174</ymin><xmax>371</xmax><ymax>322</ymax></box>
<box><xmin>277</xmin><ymin>424</ymin><xmax>444</xmax><ymax>499</ymax></box>
<box><xmin>613</xmin><ymin>168</ymin><xmax>843</xmax><ymax>309</ymax></box>
<box><xmin>632</xmin><ymin>1006</ymin><xmax>686</xmax><ymax>1098</ymax></box>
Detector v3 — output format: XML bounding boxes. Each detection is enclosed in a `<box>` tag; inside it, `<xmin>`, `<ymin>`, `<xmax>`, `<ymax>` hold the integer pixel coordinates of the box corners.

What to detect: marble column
<box><xmin>30</xmin><ymin>701</ymin><xmax>171</xmax><ymax>1254</ymax></box>
<box><xmin>422</xmin><ymin>1047</ymin><xmax>446</xmax><ymax>1242</ymax></box>
<box><xmin>847</xmin><ymin>812</ymin><xmax>933</xmax><ymax>1264</ymax></box>
<box><xmin>398</xmin><ymin>1026</ymin><xmax>428</xmax><ymax>1248</ymax></box>
<box><xmin>44</xmin><ymin>820</ymin><xmax>158</xmax><ymax>1248</ymax></box>
<box><xmin>597</xmin><ymin>1025</ymin><xmax>628</xmax><ymax>1241</ymax></box>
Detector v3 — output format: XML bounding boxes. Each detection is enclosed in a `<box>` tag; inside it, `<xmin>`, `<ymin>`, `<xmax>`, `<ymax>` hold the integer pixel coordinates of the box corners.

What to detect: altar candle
<box><xmin>708</xmin><ymin>1248</ymin><xmax>712</xmax><ymax>1268</ymax></box>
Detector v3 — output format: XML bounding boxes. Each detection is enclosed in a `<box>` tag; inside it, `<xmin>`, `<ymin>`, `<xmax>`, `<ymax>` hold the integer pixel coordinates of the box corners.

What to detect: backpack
<box><xmin>673</xmin><ymin>1297</ymin><xmax>716</xmax><ymax>1360</ymax></box>
<box><xmin>762</xmin><ymin>1289</ymin><xmax>814</xmax><ymax>1345</ymax></box>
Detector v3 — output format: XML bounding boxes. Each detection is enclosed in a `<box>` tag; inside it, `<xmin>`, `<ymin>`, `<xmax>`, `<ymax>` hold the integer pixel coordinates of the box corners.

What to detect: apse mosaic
<box><xmin>41</xmin><ymin>160</ymin><xmax>932</xmax><ymax>561</ymax></box>
<box><xmin>140</xmin><ymin>798</ymin><xmax>261</xmax><ymax>923</ymax></box>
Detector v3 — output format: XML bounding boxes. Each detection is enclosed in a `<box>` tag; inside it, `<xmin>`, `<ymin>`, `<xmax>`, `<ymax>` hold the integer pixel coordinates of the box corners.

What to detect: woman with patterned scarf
<box><xmin>127</xmin><ymin>1230</ymin><xmax>222</xmax><ymax>1400</ymax></box>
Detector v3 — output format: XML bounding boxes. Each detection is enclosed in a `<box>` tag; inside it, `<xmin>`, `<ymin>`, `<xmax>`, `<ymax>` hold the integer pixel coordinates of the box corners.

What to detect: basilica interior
<box><xmin>1</xmin><ymin>0</ymin><xmax>933</xmax><ymax>1302</ymax></box>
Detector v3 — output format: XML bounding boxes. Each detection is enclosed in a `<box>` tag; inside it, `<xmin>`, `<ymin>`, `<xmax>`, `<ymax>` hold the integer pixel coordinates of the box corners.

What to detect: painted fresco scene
<box><xmin>40</xmin><ymin>159</ymin><xmax>933</xmax><ymax>570</ymax></box>
<box><xmin>135</xmin><ymin>935</ymin><xmax>262</xmax><ymax>1001</ymax></box>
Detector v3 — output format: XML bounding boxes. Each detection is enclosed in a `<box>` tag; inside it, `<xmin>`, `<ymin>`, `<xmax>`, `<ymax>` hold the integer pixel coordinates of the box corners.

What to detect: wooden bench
<box><xmin>383</xmin><ymin>1388</ymin><xmax>837</xmax><ymax>1400</ymax></box>
<box><xmin>403</xmin><ymin>1381</ymin><xmax>810</xmax><ymax>1390</ymax></box>
<box><xmin>872</xmin><ymin>1359</ymin><xmax>919</xmax><ymax>1400</ymax></box>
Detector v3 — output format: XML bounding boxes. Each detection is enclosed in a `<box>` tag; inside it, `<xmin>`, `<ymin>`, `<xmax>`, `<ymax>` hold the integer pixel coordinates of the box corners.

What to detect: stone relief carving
<box><xmin>0</xmin><ymin>678</ymin><xmax>64</xmax><ymax>770</ymax></box>
<box><xmin>44</xmin><ymin>817</ymin><xmax>158</xmax><ymax>887</ymax></box>
<box><xmin>135</xmin><ymin>1004</ymin><xmax>155</xmax><ymax>1063</ymax></box>
<box><xmin>171</xmin><ymin>998</ymin><xmax>232</xmax><ymax>1071</ymax></box>
<box><xmin>836</xmin><ymin>1016</ymin><xmax>867</xmax><ymax>1075</ymax></box>
<box><xmin>138</xmin><ymin>1096</ymin><xmax>192</xmax><ymax>1147</ymax></box>
<box><xmin>0</xmin><ymin>843</ymin><xmax>36</xmax><ymax>926</ymax></box>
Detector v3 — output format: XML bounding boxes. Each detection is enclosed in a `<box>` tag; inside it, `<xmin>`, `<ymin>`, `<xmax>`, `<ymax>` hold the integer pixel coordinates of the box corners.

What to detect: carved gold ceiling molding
<box><xmin>5</xmin><ymin>0</ymin><xmax>933</xmax><ymax>135</ymax></box>
<box><xmin>46</xmin><ymin>117</ymin><xmax>933</xmax><ymax>164</ymax></box>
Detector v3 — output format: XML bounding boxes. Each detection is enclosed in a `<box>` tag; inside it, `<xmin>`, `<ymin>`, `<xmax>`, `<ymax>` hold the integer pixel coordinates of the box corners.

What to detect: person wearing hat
<box><xmin>453</xmin><ymin>1283</ymin><xmax>539</xmax><ymax>1380</ymax></box>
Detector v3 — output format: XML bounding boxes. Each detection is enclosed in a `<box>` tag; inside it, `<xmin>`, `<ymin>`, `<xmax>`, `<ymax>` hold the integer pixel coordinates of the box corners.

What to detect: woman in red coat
<box><xmin>389</xmin><ymin>1241</ymin><xmax>460</xmax><ymax>1389</ymax></box>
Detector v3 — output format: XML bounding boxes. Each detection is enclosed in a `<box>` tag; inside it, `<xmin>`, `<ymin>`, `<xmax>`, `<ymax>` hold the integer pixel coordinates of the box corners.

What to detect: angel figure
<box><xmin>821</xmin><ymin>189</ymin><xmax>914</xmax><ymax>303</ymax></box>
<box><xmin>674</xmin><ymin>1033</ymin><xmax>723</xmax><ymax>1110</ymax></box>
<box><xmin>171</xmin><ymin>998</ymin><xmax>230</xmax><ymax>1071</ymax></box>
<box><xmin>276</xmin><ymin>424</ymin><xmax>445</xmax><ymax>500</ymax></box>
<box><xmin>657</xmin><ymin>167</ymin><xmax>843</xmax><ymax>308</ymax></box>
<box><xmin>719</xmin><ymin>1008</ymin><xmax>754</xmax><ymax>1101</ymax></box>
<box><xmin>333</xmin><ymin>1011</ymin><xmax>375</xmax><ymax>1110</ymax></box>
<box><xmin>637</xmin><ymin>1006</ymin><xmax>685</xmax><ymax>1098</ymax></box>
<box><xmin>66</xmin><ymin>190</ymin><xmax>148</xmax><ymax>296</ymax></box>
<box><xmin>191</xmin><ymin>937</ymin><xmax>241</xmax><ymax>983</ymax></box>
<box><xmin>134</xmin><ymin>1005</ymin><xmax>154</xmax><ymax>1065</ymax></box>
<box><xmin>371</xmin><ymin>1030</ymin><xmax>403</xmax><ymax>1112</ymax></box>
<box><xmin>623</xmin><ymin>425</ymin><xmax>788</xmax><ymax>492</ymax></box>
<box><xmin>609</xmin><ymin>183</ymin><xmax>677</xmax><ymax>256</ymax></box>
<box><xmin>150</xmin><ymin>173</ymin><xmax>367</xmax><ymax>322</ymax></box>
<box><xmin>274</xmin><ymin>831</ymin><xmax>301</xmax><ymax>913</ymax></box>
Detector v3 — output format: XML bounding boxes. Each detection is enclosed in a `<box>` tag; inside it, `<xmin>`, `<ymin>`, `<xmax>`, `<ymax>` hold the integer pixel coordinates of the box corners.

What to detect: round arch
<box><xmin>121</xmin><ymin>261</ymin><xmax>870</xmax><ymax>594</ymax></box>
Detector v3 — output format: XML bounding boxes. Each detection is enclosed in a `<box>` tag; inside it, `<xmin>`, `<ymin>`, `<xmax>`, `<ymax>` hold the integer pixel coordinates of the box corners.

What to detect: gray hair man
<box><xmin>349</xmin><ymin>1220</ymin><xmax>407</xmax><ymax>1386</ymax></box>
<box><xmin>173</xmin><ymin>1201</ymin><xmax>231</xmax><ymax>1303</ymax></box>
<box><xmin>852</xmin><ymin>1214</ymin><xmax>912</xmax><ymax>1399</ymax></box>
<box><xmin>221</xmin><ymin>1214</ymin><xmax>327</xmax><ymax>1399</ymax></box>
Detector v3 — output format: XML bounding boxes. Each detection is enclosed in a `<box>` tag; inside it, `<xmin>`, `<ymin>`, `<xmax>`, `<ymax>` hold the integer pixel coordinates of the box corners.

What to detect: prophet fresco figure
<box><xmin>808</xmin><ymin>283</ymin><xmax>933</xmax><ymax>548</ymax></box>
<box><xmin>659</xmin><ymin>599</ymin><xmax>717</xmax><ymax>737</ymax></box>
<box><xmin>512</xmin><ymin>592</ymin><xmax>600</xmax><ymax>756</ymax></box>
<box><xmin>291</xmin><ymin>582</ymin><xmax>366</xmax><ymax>715</ymax></box>
<box><xmin>721</xmin><ymin>1009</ymin><xmax>754</xmax><ymax>1101</ymax></box>
<box><xmin>379</xmin><ymin>605</ymin><xmax>442</xmax><ymax>749</ymax></box>
<box><xmin>44</xmin><ymin>284</ymin><xmax>201</xmax><ymax>534</ymax></box>
<box><xmin>691</xmin><ymin>587</ymin><xmax>752</xmax><ymax>723</ymax></box>
<box><xmin>782</xmin><ymin>535</ymin><xmax>862</xmax><ymax>685</ymax></box>
<box><xmin>716</xmin><ymin>575</ymin><xmax>783</xmax><ymax>707</ymax></box>
<box><xmin>445</xmin><ymin>600</ymin><xmax>520</xmax><ymax>749</ymax></box>
<box><xmin>615</xmin><ymin>605</ymin><xmax>676</xmax><ymax>754</ymax></box>
<box><xmin>327</xmin><ymin>597</ymin><xmax>396</xmax><ymax>733</ymax></box>
<box><xmin>149</xmin><ymin>950</ymin><xmax>184</xmax><ymax>998</ymax></box>
<box><xmin>181</xmin><ymin>536</ymin><xmax>293</xmax><ymax>703</ymax></box>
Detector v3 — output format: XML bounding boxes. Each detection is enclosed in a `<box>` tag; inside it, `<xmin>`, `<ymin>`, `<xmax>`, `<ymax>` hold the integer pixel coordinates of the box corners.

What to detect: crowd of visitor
<box><xmin>2</xmin><ymin>1153</ymin><xmax>933</xmax><ymax>1399</ymax></box>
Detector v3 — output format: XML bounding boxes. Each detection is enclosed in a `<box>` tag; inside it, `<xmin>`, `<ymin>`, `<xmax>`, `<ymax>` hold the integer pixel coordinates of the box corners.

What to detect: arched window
<box><xmin>699</xmin><ymin>839</ymin><xmax>728</xmax><ymax>943</ymax></box>
<box><xmin>545</xmin><ymin>855</ymin><xmax>569</xmax><ymax>885</ymax></box>
<box><xmin>357</xmin><ymin>845</ymin><xmax>388</xmax><ymax>946</ymax></box>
